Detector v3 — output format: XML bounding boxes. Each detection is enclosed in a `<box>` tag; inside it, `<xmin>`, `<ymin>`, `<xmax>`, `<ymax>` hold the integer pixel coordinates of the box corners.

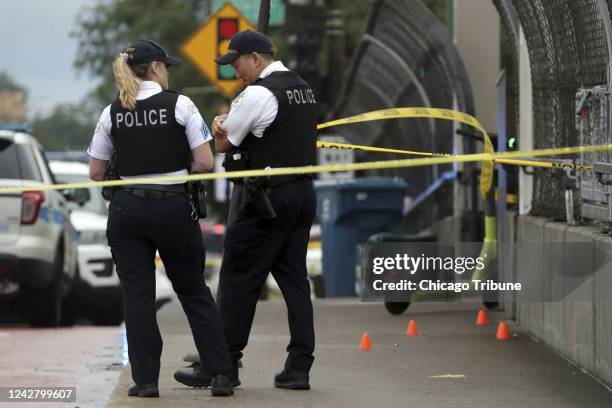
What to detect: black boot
<box><xmin>211</xmin><ymin>374</ymin><xmax>234</xmax><ymax>397</ymax></box>
<box><xmin>174</xmin><ymin>364</ymin><xmax>211</xmax><ymax>388</ymax></box>
<box><xmin>174</xmin><ymin>363</ymin><xmax>241</xmax><ymax>388</ymax></box>
<box><xmin>274</xmin><ymin>369</ymin><xmax>310</xmax><ymax>390</ymax></box>
<box><xmin>127</xmin><ymin>384</ymin><xmax>159</xmax><ymax>397</ymax></box>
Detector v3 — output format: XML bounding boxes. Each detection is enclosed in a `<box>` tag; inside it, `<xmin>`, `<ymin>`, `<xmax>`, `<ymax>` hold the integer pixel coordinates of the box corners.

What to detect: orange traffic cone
<box><xmin>476</xmin><ymin>309</ymin><xmax>490</xmax><ymax>325</ymax></box>
<box><xmin>496</xmin><ymin>322</ymin><xmax>511</xmax><ymax>340</ymax></box>
<box><xmin>359</xmin><ymin>332</ymin><xmax>372</xmax><ymax>350</ymax></box>
<box><xmin>406</xmin><ymin>320</ymin><xmax>419</xmax><ymax>336</ymax></box>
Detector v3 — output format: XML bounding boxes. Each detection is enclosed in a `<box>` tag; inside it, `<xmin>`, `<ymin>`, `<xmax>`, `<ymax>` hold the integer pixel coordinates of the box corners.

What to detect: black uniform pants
<box><xmin>218</xmin><ymin>178</ymin><xmax>316</xmax><ymax>373</ymax></box>
<box><xmin>107</xmin><ymin>188</ymin><xmax>231</xmax><ymax>386</ymax></box>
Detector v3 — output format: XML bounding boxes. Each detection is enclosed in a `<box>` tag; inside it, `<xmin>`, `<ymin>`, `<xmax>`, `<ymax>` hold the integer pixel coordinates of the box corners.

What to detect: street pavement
<box><xmin>107</xmin><ymin>298</ymin><xmax>612</xmax><ymax>408</ymax></box>
<box><xmin>0</xmin><ymin>325</ymin><xmax>124</xmax><ymax>408</ymax></box>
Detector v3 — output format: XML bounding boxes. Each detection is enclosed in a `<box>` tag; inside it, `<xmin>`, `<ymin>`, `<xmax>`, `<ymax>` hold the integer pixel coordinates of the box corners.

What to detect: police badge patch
<box><xmin>232</xmin><ymin>89</ymin><xmax>248</xmax><ymax>107</ymax></box>
<box><xmin>188</xmin><ymin>100</ymin><xmax>199</xmax><ymax>115</ymax></box>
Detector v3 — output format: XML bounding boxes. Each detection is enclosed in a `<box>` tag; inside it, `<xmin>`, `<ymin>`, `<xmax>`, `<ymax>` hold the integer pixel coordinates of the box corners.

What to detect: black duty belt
<box><xmin>122</xmin><ymin>183</ymin><xmax>187</xmax><ymax>199</ymax></box>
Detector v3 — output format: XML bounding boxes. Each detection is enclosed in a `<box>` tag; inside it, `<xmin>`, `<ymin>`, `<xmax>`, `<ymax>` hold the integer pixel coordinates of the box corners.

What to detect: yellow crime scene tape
<box><xmin>0</xmin><ymin>108</ymin><xmax>606</xmax><ymax>195</ymax></box>
<box><xmin>317</xmin><ymin>107</ymin><xmax>496</xmax><ymax>196</ymax></box>
<box><xmin>1</xmin><ymin>144</ymin><xmax>609</xmax><ymax>194</ymax></box>
<box><xmin>316</xmin><ymin>141</ymin><xmax>593</xmax><ymax>171</ymax></box>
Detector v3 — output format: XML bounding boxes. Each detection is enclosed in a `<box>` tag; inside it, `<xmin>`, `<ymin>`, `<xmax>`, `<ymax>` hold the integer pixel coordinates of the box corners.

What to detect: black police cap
<box><xmin>215</xmin><ymin>30</ymin><xmax>274</xmax><ymax>65</ymax></box>
<box><xmin>122</xmin><ymin>39</ymin><xmax>181</xmax><ymax>66</ymax></box>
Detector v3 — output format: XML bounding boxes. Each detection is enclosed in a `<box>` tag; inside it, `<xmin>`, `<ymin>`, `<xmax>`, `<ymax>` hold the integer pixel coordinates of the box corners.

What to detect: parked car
<box><xmin>48</xmin><ymin>160</ymin><xmax>174</xmax><ymax>325</ymax></box>
<box><xmin>45</xmin><ymin>151</ymin><xmax>88</xmax><ymax>164</ymax></box>
<box><xmin>0</xmin><ymin>126</ymin><xmax>79</xmax><ymax>326</ymax></box>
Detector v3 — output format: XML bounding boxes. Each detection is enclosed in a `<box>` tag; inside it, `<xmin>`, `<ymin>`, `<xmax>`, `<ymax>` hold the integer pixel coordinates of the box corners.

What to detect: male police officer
<box><xmin>174</xmin><ymin>30</ymin><xmax>318</xmax><ymax>390</ymax></box>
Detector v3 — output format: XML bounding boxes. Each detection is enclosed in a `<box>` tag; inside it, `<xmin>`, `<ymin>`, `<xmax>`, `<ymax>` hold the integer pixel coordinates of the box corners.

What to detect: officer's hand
<box><xmin>212</xmin><ymin>114</ymin><xmax>228</xmax><ymax>139</ymax></box>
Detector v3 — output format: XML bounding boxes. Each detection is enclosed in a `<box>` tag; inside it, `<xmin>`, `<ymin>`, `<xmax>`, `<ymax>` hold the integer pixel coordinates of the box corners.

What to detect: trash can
<box><xmin>315</xmin><ymin>177</ymin><xmax>407</xmax><ymax>297</ymax></box>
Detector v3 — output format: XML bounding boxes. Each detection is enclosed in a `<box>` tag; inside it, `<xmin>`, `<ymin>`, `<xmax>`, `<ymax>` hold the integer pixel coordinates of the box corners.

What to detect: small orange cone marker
<box><xmin>406</xmin><ymin>320</ymin><xmax>420</xmax><ymax>336</ymax></box>
<box><xmin>496</xmin><ymin>322</ymin><xmax>511</xmax><ymax>340</ymax></box>
<box><xmin>476</xmin><ymin>309</ymin><xmax>490</xmax><ymax>325</ymax></box>
<box><xmin>359</xmin><ymin>332</ymin><xmax>372</xmax><ymax>350</ymax></box>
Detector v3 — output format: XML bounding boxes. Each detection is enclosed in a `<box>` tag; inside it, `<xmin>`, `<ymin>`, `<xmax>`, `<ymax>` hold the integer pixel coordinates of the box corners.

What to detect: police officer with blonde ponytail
<box><xmin>87</xmin><ymin>40</ymin><xmax>234</xmax><ymax>398</ymax></box>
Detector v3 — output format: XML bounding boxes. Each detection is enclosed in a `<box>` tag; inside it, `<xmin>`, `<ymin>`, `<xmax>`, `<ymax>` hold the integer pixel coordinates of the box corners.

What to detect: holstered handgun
<box><xmin>243</xmin><ymin>176</ymin><xmax>276</xmax><ymax>220</ymax></box>
<box><xmin>101</xmin><ymin>151</ymin><xmax>119</xmax><ymax>201</ymax></box>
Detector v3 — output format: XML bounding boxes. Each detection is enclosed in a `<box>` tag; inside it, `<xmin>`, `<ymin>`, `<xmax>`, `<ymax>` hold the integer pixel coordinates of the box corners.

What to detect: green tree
<box><xmin>71</xmin><ymin>0</ymin><xmax>225</xmax><ymax>122</ymax></box>
<box><xmin>33</xmin><ymin>103</ymin><xmax>97</xmax><ymax>151</ymax></box>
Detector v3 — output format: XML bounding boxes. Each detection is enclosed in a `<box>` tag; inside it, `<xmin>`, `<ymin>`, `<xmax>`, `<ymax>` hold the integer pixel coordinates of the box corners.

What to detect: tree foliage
<box><xmin>33</xmin><ymin>103</ymin><xmax>97</xmax><ymax>151</ymax></box>
<box><xmin>71</xmin><ymin>0</ymin><xmax>225</xmax><ymax>121</ymax></box>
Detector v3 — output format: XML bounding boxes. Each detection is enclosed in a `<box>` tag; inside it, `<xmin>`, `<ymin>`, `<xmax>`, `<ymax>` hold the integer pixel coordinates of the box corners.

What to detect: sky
<box><xmin>0</xmin><ymin>0</ymin><xmax>99</xmax><ymax>117</ymax></box>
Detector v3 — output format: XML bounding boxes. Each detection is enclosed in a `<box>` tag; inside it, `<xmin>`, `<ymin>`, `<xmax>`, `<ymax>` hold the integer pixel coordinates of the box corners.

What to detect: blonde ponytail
<box><xmin>112</xmin><ymin>56</ymin><xmax>141</xmax><ymax>111</ymax></box>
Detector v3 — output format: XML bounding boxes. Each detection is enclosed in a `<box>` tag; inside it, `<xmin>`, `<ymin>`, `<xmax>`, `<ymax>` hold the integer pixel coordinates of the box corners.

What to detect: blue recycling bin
<box><xmin>315</xmin><ymin>177</ymin><xmax>407</xmax><ymax>297</ymax></box>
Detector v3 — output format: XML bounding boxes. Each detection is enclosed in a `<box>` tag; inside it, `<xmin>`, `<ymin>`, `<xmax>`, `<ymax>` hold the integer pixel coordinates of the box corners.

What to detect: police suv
<box><xmin>0</xmin><ymin>125</ymin><xmax>79</xmax><ymax>326</ymax></box>
<box><xmin>49</xmin><ymin>160</ymin><xmax>122</xmax><ymax>325</ymax></box>
<box><xmin>49</xmin><ymin>159</ymin><xmax>175</xmax><ymax>325</ymax></box>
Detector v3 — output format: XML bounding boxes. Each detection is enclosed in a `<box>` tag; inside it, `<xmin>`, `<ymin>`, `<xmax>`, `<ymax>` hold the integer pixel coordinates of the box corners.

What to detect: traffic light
<box><xmin>217</xmin><ymin>18</ymin><xmax>238</xmax><ymax>80</ymax></box>
<box><xmin>507</xmin><ymin>137</ymin><xmax>517</xmax><ymax>150</ymax></box>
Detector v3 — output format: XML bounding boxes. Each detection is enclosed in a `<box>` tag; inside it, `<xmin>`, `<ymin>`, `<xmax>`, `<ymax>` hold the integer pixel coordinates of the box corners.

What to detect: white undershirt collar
<box><xmin>259</xmin><ymin>61</ymin><xmax>288</xmax><ymax>80</ymax></box>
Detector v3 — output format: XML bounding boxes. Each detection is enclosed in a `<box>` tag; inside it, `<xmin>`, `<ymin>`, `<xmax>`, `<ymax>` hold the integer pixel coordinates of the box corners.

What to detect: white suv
<box><xmin>0</xmin><ymin>127</ymin><xmax>79</xmax><ymax>326</ymax></box>
<box><xmin>49</xmin><ymin>159</ymin><xmax>174</xmax><ymax>325</ymax></box>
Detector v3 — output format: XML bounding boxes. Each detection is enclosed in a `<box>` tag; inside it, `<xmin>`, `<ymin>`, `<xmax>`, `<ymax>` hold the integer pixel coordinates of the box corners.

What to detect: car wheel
<box><xmin>29</xmin><ymin>248</ymin><xmax>63</xmax><ymax>327</ymax></box>
<box><xmin>483</xmin><ymin>301</ymin><xmax>499</xmax><ymax>311</ymax></box>
<box><xmin>384</xmin><ymin>302</ymin><xmax>410</xmax><ymax>315</ymax></box>
<box><xmin>90</xmin><ymin>288</ymin><xmax>123</xmax><ymax>326</ymax></box>
<box><xmin>60</xmin><ymin>266</ymin><xmax>81</xmax><ymax>327</ymax></box>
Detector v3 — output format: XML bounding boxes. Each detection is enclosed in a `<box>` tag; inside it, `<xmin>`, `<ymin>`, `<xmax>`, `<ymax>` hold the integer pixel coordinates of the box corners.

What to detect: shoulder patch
<box><xmin>187</xmin><ymin>99</ymin><xmax>199</xmax><ymax>115</ymax></box>
<box><xmin>201</xmin><ymin>123</ymin><xmax>210</xmax><ymax>139</ymax></box>
<box><xmin>232</xmin><ymin>88</ymin><xmax>248</xmax><ymax>107</ymax></box>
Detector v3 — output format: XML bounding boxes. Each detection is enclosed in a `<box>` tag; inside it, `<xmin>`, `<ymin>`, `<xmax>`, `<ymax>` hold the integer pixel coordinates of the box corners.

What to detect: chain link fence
<box><xmin>500</xmin><ymin>0</ymin><xmax>612</xmax><ymax>221</ymax></box>
<box><xmin>331</xmin><ymin>0</ymin><xmax>475</xmax><ymax>234</ymax></box>
<box><xmin>333</xmin><ymin>0</ymin><xmax>612</xmax><ymax>226</ymax></box>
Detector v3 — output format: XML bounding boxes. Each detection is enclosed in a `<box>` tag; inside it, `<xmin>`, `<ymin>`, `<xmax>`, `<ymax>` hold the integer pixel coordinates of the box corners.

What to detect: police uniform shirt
<box><xmin>222</xmin><ymin>61</ymin><xmax>289</xmax><ymax>145</ymax></box>
<box><xmin>87</xmin><ymin>80</ymin><xmax>212</xmax><ymax>184</ymax></box>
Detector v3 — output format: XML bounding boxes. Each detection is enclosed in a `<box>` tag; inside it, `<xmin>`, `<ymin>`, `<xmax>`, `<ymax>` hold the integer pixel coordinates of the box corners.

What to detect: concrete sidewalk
<box><xmin>107</xmin><ymin>299</ymin><xmax>612</xmax><ymax>407</ymax></box>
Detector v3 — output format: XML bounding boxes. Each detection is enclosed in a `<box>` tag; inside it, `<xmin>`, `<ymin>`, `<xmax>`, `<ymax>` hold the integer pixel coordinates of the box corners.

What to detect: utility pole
<box><xmin>258</xmin><ymin>0</ymin><xmax>271</xmax><ymax>33</ymax></box>
<box><xmin>257</xmin><ymin>0</ymin><xmax>272</xmax><ymax>301</ymax></box>
<box><xmin>325</xmin><ymin>0</ymin><xmax>345</xmax><ymax>108</ymax></box>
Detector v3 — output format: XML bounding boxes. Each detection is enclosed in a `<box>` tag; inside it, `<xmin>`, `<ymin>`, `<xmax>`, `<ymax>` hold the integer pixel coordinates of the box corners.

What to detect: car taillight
<box><xmin>21</xmin><ymin>191</ymin><xmax>45</xmax><ymax>225</ymax></box>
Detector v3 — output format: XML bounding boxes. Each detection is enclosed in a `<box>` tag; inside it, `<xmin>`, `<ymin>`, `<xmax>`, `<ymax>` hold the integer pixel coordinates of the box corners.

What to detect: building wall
<box><xmin>518</xmin><ymin>27</ymin><xmax>534</xmax><ymax>215</ymax></box>
<box><xmin>516</xmin><ymin>215</ymin><xmax>612</xmax><ymax>386</ymax></box>
<box><xmin>453</xmin><ymin>0</ymin><xmax>500</xmax><ymax>133</ymax></box>
<box><xmin>0</xmin><ymin>91</ymin><xmax>26</xmax><ymax>122</ymax></box>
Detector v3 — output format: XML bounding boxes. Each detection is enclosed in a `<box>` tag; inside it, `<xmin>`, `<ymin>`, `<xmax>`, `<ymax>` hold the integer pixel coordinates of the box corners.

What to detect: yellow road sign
<box><xmin>180</xmin><ymin>2</ymin><xmax>256</xmax><ymax>99</ymax></box>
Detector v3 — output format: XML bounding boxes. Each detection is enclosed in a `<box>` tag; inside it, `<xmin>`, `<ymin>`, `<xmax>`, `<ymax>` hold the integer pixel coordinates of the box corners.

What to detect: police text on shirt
<box><xmin>286</xmin><ymin>89</ymin><xmax>316</xmax><ymax>105</ymax></box>
<box><xmin>115</xmin><ymin>108</ymin><xmax>168</xmax><ymax>128</ymax></box>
